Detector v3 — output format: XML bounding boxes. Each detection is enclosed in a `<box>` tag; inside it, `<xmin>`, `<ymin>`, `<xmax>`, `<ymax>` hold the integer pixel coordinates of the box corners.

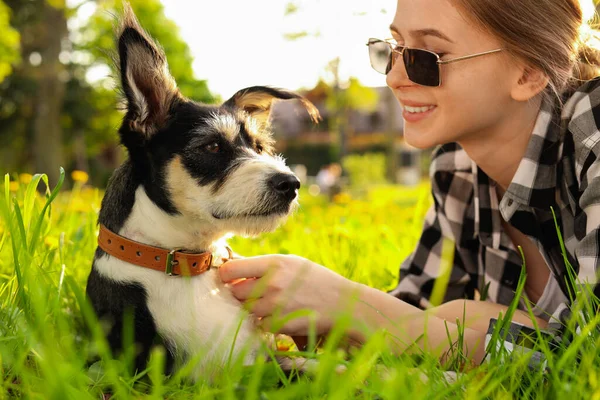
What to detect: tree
<box><xmin>0</xmin><ymin>0</ymin><xmax>68</xmax><ymax>187</ymax></box>
<box><xmin>0</xmin><ymin>0</ymin><xmax>216</xmax><ymax>187</ymax></box>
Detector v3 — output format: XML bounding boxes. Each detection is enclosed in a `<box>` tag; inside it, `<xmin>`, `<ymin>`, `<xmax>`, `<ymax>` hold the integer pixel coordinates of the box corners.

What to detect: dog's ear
<box><xmin>223</xmin><ymin>86</ymin><xmax>321</xmax><ymax>128</ymax></box>
<box><xmin>116</xmin><ymin>3</ymin><xmax>179</xmax><ymax>137</ymax></box>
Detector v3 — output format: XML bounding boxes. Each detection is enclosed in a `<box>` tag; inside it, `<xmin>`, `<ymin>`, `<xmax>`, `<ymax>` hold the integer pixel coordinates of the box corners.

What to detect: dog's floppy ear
<box><xmin>223</xmin><ymin>86</ymin><xmax>321</xmax><ymax>128</ymax></box>
<box><xmin>117</xmin><ymin>3</ymin><xmax>179</xmax><ymax>137</ymax></box>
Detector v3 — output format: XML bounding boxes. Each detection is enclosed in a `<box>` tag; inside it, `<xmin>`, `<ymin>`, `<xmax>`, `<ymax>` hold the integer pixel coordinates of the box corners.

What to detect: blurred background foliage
<box><xmin>0</xmin><ymin>0</ymin><xmax>19</xmax><ymax>82</ymax></box>
<box><xmin>0</xmin><ymin>0</ymin><xmax>215</xmax><ymax>187</ymax></box>
<box><xmin>2</xmin><ymin>1</ymin><xmax>600</xmax><ymax>190</ymax></box>
<box><xmin>0</xmin><ymin>0</ymin><xmax>392</xmax><ymax>189</ymax></box>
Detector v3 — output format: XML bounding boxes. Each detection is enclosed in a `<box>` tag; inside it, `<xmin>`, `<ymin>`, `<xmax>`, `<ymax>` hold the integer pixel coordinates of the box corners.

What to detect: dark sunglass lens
<box><xmin>403</xmin><ymin>48</ymin><xmax>440</xmax><ymax>86</ymax></box>
<box><xmin>368</xmin><ymin>39</ymin><xmax>392</xmax><ymax>75</ymax></box>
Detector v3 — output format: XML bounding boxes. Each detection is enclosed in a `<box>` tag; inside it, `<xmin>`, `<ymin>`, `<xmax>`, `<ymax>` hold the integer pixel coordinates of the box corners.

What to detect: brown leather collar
<box><xmin>98</xmin><ymin>224</ymin><xmax>232</xmax><ymax>276</ymax></box>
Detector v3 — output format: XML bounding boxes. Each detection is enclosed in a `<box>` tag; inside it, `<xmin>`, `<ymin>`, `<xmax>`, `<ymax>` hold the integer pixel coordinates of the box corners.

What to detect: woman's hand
<box><xmin>219</xmin><ymin>255</ymin><xmax>359</xmax><ymax>336</ymax></box>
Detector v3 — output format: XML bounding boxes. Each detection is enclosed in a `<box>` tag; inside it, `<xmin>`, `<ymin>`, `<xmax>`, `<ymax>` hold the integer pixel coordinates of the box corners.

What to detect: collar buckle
<box><xmin>165</xmin><ymin>248</ymin><xmax>180</xmax><ymax>276</ymax></box>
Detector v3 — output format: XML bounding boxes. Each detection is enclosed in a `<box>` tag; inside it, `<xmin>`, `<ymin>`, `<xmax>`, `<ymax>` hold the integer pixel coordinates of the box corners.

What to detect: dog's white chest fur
<box><xmin>95</xmin><ymin>257</ymin><xmax>259</xmax><ymax>368</ymax></box>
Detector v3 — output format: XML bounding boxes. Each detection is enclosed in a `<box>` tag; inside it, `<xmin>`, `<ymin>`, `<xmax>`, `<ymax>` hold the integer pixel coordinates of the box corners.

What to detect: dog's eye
<box><xmin>256</xmin><ymin>144</ymin><xmax>263</xmax><ymax>154</ymax></box>
<box><xmin>205</xmin><ymin>142</ymin><xmax>220</xmax><ymax>153</ymax></box>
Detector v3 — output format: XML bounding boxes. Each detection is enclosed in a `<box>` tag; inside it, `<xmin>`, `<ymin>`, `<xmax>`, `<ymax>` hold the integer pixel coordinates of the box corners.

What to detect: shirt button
<box><xmin>507</xmin><ymin>199</ymin><xmax>513</xmax><ymax>206</ymax></box>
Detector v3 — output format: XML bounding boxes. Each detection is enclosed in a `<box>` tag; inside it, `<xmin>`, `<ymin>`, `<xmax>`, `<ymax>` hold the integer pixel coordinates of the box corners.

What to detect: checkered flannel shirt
<box><xmin>390</xmin><ymin>77</ymin><xmax>600</xmax><ymax>335</ymax></box>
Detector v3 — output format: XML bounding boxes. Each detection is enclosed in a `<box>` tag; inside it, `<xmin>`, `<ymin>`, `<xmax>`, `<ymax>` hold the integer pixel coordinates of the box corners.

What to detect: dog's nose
<box><xmin>269</xmin><ymin>173</ymin><xmax>301</xmax><ymax>199</ymax></box>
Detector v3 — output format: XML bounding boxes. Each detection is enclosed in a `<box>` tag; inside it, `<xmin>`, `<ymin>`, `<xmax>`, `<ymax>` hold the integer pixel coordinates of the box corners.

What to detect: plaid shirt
<box><xmin>390</xmin><ymin>78</ymin><xmax>600</xmax><ymax>334</ymax></box>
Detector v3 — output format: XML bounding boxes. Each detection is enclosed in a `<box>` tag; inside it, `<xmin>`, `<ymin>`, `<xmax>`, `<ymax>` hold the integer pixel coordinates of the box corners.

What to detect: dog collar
<box><xmin>98</xmin><ymin>224</ymin><xmax>232</xmax><ymax>276</ymax></box>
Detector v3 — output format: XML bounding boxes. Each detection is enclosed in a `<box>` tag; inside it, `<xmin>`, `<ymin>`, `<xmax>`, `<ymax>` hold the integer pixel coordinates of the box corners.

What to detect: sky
<box><xmin>75</xmin><ymin>0</ymin><xmax>597</xmax><ymax>100</ymax></box>
<box><xmin>74</xmin><ymin>0</ymin><xmax>397</xmax><ymax>99</ymax></box>
<box><xmin>160</xmin><ymin>0</ymin><xmax>396</xmax><ymax>99</ymax></box>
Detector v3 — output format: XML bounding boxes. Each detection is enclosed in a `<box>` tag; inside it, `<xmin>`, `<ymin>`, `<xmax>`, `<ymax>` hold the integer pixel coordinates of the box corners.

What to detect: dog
<box><xmin>85</xmin><ymin>4</ymin><xmax>320</xmax><ymax>380</ymax></box>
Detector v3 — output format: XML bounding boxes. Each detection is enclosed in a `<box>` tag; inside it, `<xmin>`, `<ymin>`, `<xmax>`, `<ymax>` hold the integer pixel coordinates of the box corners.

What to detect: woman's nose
<box><xmin>386</xmin><ymin>56</ymin><xmax>411</xmax><ymax>89</ymax></box>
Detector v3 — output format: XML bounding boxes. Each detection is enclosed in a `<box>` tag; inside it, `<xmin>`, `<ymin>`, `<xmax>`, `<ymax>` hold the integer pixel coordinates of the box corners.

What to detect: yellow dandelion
<box><xmin>274</xmin><ymin>335</ymin><xmax>295</xmax><ymax>352</ymax></box>
<box><xmin>9</xmin><ymin>181</ymin><xmax>18</xmax><ymax>192</ymax></box>
<box><xmin>19</xmin><ymin>173</ymin><xmax>33</xmax><ymax>184</ymax></box>
<box><xmin>332</xmin><ymin>193</ymin><xmax>351</xmax><ymax>204</ymax></box>
<box><xmin>276</xmin><ymin>343</ymin><xmax>291</xmax><ymax>352</ymax></box>
<box><xmin>71</xmin><ymin>170</ymin><xmax>89</xmax><ymax>184</ymax></box>
<box><xmin>44</xmin><ymin>236</ymin><xmax>59</xmax><ymax>248</ymax></box>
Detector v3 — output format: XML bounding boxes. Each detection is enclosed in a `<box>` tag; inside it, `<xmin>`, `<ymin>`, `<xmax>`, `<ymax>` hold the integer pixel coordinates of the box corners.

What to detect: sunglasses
<box><xmin>367</xmin><ymin>38</ymin><xmax>504</xmax><ymax>87</ymax></box>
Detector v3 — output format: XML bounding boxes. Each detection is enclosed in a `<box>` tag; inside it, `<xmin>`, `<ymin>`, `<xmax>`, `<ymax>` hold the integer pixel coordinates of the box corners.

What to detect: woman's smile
<box><xmin>401</xmin><ymin>102</ymin><xmax>437</xmax><ymax>122</ymax></box>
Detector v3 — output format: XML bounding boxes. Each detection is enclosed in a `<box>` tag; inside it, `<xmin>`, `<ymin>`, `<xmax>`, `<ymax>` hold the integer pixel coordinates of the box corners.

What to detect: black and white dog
<box><xmin>86</xmin><ymin>4</ymin><xmax>319</xmax><ymax>379</ymax></box>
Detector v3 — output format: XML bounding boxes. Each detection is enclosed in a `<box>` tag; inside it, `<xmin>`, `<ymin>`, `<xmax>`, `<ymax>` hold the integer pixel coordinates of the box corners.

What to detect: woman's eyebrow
<box><xmin>389</xmin><ymin>25</ymin><xmax>455</xmax><ymax>44</ymax></box>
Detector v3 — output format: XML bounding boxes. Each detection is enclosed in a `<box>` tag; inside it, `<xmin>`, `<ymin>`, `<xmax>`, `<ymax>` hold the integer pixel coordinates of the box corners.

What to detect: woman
<box><xmin>219</xmin><ymin>0</ymin><xmax>600</xmax><ymax>364</ymax></box>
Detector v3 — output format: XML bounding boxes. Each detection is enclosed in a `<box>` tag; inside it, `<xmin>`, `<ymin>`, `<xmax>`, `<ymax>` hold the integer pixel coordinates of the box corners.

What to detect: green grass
<box><xmin>1</xmin><ymin>169</ymin><xmax>600</xmax><ymax>399</ymax></box>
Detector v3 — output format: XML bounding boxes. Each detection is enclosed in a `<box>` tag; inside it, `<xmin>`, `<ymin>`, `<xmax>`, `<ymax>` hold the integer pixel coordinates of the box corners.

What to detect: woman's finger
<box><xmin>219</xmin><ymin>256</ymin><xmax>279</xmax><ymax>282</ymax></box>
<box><xmin>229</xmin><ymin>278</ymin><xmax>264</xmax><ymax>301</ymax></box>
<box><xmin>247</xmin><ymin>296</ymin><xmax>277</xmax><ymax>318</ymax></box>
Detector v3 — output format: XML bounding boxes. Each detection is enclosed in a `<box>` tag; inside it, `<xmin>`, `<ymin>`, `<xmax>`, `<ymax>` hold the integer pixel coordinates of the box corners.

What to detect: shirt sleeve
<box><xmin>388</xmin><ymin>145</ymin><xmax>475</xmax><ymax>309</ymax></box>
<box><xmin>548</xmin><ymin>128</ymin><xmax>600</xmax><ymax>335</ymax></box>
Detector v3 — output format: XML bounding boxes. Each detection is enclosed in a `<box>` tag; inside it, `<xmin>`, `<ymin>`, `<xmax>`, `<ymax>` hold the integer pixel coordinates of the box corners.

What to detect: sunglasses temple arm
<box><xmin>438</xmin><ymin>49</ymin><xmax>504</xmax><ymax>65</ymax></box>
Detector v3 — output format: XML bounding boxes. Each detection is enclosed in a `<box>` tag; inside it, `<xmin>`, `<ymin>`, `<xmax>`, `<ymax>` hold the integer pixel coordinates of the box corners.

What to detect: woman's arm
<box><xmin>349</xmin><ymin>284</ymin><xmax>548</xmax><ymax>364</ymax></box>
<box><xmin>431</xmin><ymin>298</ymin><xmax>548</xmax><ymax>332</ymax></box>
<box><xmin>349</xmin><ymin>283</ymin><xmax>486</xmax><ymax>363</ymax></box>
<box><xmin>221</xmin><ymin>255</ymin><xmax>547</xmax><ymax>365</ymax></box>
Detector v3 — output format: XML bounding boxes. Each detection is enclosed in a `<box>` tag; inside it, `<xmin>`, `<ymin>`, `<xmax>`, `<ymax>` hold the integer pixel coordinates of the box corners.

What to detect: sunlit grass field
<box><xmin>1</xmin><ymin>170</ymin><xmax>600</xmax><ymax>399</ymax></box>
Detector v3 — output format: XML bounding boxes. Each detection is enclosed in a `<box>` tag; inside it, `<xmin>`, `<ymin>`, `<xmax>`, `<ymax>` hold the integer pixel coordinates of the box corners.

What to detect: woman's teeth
<box><xmin>403</xmin><ymin>105</ymin><xmax>435</xmax><ymax>113</ymax></box>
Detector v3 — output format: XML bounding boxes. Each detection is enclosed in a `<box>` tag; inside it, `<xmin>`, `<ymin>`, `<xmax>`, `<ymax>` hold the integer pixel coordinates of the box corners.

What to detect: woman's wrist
<box><xmin>318</xmin><ymin>274</ymin><xmax>365</xmax><ymax>335</ymax></box>
<box><xmin>343</xmin><ymin>282</ymin><xmax>384</xmax><ymax>343</ymax></box>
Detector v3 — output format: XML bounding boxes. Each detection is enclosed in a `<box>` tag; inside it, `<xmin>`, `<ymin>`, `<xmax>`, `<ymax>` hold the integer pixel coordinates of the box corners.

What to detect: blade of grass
<box><xmin>430</xmin><ymin>237</ymin><xmax>455</xmax><ymax>306</ymax></box>
<box><xmin>28</xmin><ymin>168</ymin><xmax>64</xmax><ymax>254</ymax></box>
<box><xmin>22</xmin><ymin>174</ymin><xmax>45</xmax><ymax>230</ymax></box>
<box><xmin>11</xmin><ymin>198</ymin><xmax>27</xmax><ymax>251</ymax></box>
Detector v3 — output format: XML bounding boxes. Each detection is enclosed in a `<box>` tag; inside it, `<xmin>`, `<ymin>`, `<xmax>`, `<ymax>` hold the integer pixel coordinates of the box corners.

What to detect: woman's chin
<box><xmin>403</xmin><ymin>128</ymin><xmax>442</xmax><ymax>150</ymax></box>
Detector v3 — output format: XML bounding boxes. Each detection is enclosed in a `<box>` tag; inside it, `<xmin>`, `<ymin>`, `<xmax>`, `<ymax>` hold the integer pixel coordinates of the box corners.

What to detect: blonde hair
<box><xmin>453</xmin><ymin>0</ymin><xmax>600</xmax><ymax>100</ymax></box>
